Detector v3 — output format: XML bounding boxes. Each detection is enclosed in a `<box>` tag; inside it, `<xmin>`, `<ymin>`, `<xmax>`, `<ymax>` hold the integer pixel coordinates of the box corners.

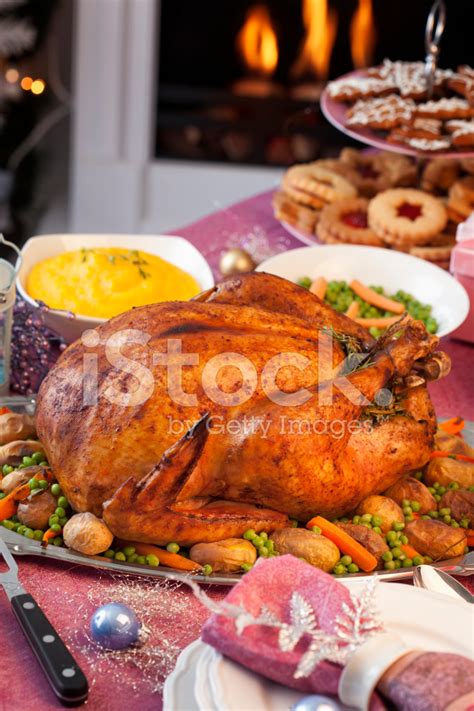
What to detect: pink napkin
<box><xmin>202</xmin><ymin>556</ymin><xmax>474</xmax><ymax>711</ymax></box>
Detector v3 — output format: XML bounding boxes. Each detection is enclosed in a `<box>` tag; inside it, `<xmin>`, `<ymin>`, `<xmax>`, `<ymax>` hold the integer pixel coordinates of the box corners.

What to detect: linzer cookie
<box><xmin>317</xmin><ymin>198</ymin><xmax>384</xmax><ymax>246</ymax></box>
<box><xmin>368</xmin><ymin>188</ymin><xmax>448</xmax><ymax>246</ymax></box>
<box><xmin>346</xmin><ymin>95</ymin><xmax>415</xmax><ymax>130</ymax></box>
<box><xmin>339</xmin><ymin>148</ymin><xmax>392</xmax><ymax>196</ymax></box>
<box><xmin>448</xmin><ymin>176</ymin><xmax>474</xmax><ymax>218</ymax></box>
<box><xmin>272</xmin><ymin>191</ymin><xmax>319</xmax><ymax>234</ymax></box>
<box><xmin>283</xmin><ymin>164</ymin><xmax>357</xmax><ymax>205</ymax></box>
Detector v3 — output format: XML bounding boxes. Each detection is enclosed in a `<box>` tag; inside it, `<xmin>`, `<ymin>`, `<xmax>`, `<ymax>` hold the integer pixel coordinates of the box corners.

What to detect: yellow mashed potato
<box><xmin>27</xmin><ymin>247</ymin><xmax>201</xmax><ymax>319</ymax></box>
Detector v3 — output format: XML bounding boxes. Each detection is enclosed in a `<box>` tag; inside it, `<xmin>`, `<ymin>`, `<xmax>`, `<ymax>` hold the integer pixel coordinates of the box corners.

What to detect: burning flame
<box><xmin>350</xmin><ymin>0</ymin><xmax>376</xmax><ymax>69</ymax></box>
<box><xmin>291</xmin><ymin>0</ymin><xmax>338</xmax><ymax>81</ymax></box>
<box><xmin>236</xmin><ymin>5</ymin><xmax>279</xmax><ymax>76</ymax></box>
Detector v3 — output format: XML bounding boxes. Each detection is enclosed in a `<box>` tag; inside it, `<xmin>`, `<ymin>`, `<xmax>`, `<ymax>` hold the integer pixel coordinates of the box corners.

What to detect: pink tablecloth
<box><xmin>0</xmin><ymin>190</ymin><xmax>472</xmax><ymax>710</ymax></box>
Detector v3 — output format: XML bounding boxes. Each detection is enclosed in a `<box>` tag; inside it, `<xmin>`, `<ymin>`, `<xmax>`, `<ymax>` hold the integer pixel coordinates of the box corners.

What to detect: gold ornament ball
<box><xmin>219</xmin><ymin>248</ymin><xmax>256</xmax><ymax>276</ymax></box>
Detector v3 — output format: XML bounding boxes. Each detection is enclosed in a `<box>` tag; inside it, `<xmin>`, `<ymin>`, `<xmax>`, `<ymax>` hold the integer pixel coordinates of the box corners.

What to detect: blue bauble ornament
<box><xmin>90</xmin><ymin>602</ymin><xmax>140</xmax><ymax>650</ymax></box>
<box><xmin>291</xmin><ymin>695</ymin><xmax>347</xmax><ymax>711</ymax></box>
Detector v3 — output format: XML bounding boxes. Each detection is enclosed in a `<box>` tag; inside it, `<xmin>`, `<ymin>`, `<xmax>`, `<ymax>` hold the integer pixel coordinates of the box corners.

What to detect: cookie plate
<box><xmin>321</xmin><ymin>69</ymin><xmax>474</xmax><ymax>160</ymax></box>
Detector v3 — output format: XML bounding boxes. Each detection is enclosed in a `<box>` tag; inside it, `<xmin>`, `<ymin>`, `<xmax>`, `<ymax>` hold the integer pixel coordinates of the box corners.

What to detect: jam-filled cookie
<box><xmin>368</xmin><ymin>188</ymin><xmax>448</xmax><ymax>246</ymax></box>
<box><xmin>272</xmin><ymin>190</ymin><xmax>320</xmax><ymax>234</ymax></box>
<box><xmin>317</xmin><ymin>198</ymin><xmax>384</xmax><ymax>246</ymax></box>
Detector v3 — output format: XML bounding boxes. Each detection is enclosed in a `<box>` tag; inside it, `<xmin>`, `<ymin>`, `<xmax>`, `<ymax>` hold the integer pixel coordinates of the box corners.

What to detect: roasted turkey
<box><xmin>36</xmin><ymin>273</ymin><xmax>450</xmax><ymax>545</ymax></box>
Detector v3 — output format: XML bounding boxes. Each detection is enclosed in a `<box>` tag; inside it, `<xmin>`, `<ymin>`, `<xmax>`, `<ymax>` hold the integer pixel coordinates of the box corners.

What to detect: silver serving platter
<box><xmin>1</xmin><ymin>396</ymin><xmax>472</xmax><ymax>585</ymax></box>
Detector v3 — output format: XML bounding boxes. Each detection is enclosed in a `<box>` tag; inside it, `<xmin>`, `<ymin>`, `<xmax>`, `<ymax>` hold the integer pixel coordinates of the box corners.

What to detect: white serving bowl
<box><xmin>257</xmin><ymin>244</ymin><xmax>469</xmax><ymax>338</ymax></box>
<box><xmin>17</xmin><ymin>233</ymin><xmax>214</xmax><ymax>343</ymax></box>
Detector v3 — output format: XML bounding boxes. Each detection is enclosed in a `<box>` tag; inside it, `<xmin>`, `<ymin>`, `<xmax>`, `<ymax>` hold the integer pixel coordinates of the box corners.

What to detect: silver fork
<box><xmin>0</xmin><ymin>538</ymin><xmax>88</xmax><ymax>706</ymax></box>
<box><xmin>438</xmin><ymin>551</ymin><xmax>474</xmax><ymax>577</ymax></box>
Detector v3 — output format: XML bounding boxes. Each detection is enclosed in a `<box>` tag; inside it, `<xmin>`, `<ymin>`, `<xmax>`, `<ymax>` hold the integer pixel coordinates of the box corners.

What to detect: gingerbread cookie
<box><xmin>368</xmin><ymin>188</ymin><xmax>448</xmax><ymax>246</ymax></box>
<box><xmin>283</xmin><ymin>164</ymin><xmax>357</xmax><ymax>206</ymax></box>
<box><xmin>415</xmin><ymin>97</ymin><xmax>474</xmax><ymax>120</ymax></box>
<box><xmin>317</xmin><ymin>198</ymin><xmax>384</xmax><ymax>246</ymax></box>
<box><xmin>346</xmin><ymin>95</ymin><xmax>415</xmax><ymax>130</ymax></box>
<box><xmin>445</xmin><ymin>119</ymin><xmax>474</xmax><ymax>148</ymax></box>
<box><xmin>273</xmin><ymin>191</ymin><xmax>319</xmax><ymax>234</ymax></box>
<box><xmin>327</xmin><ymin>77</ymin><xmax>396</xmax><ymax>102</ymax></box>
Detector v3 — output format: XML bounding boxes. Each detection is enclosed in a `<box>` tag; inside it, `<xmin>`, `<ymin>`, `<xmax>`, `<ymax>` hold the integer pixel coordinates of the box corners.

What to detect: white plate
<box><xmin>164</xmin><ymin>583</ymin><xmax>474</xmax><ymax>711</ymax></box>
<box><xmin>256</xmin><ymin>244</ymin><xmax>470</xmax><ymax>338</ymax></box>
<box><xmin>16</xmin><ymin>233</ymin><xmax>214</xmax><ymax>343</ymax></box>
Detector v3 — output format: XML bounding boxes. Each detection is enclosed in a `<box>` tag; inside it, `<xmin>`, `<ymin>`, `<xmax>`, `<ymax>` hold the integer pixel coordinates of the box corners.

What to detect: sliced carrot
<box><xmin>466</xmin><ymin>536</ymin><xmax>474</xmax><ymax>548</ymax></box>
<box><xmin>0</xmin><ymin>407</ymin><xmax>11</xmax><ymax>415</ymax></box>
<box><xmin>439</xmin><ymin>417</ymin><xmax>465</xmax><ymax>436</ymax></box>
<box><xmin>430</xmin><ymin>450</ymin><xmax>474</xmax><ymax>463</ymax></box>
<box><xmin>400</xmin><ymin>543</ymin><xmax>421</xmax><ymax>559</ymax></box>
<box><xmin>310</xmin><ymin>276</ymin><xmax>327</xmax><ymax>300</ymax></box>
<box><xmin>0</xmin><ymin>482</ymin><xmax>31</xmax><ymax>520</ymax></box>
<box><xmin>350</xmin><ymin>280</ymin><xmax>405</xmax><ymax>314</ymax></box>
<box><xmin>116</xmin><ymin>539</ymin><xmax>202</xmax><ymax>572</ymax></box>
<box><xmin>41</xmin><ymin>528</ymin><xmax>57</xmax><ymax>548</ymax></box>
<box><xmin>355</xmin><ymin>315</ymin><xmax>405</xmax><ymax>329</ymax></box>
<box><xmin>345</xmin><ymin>301</ymin><xmax>360</xmax><ymax>319</ymax></box>
<box><xmin>306</xmin><ymin>515</ymin><xmax>378</xmax><ymax>572</ymax></box>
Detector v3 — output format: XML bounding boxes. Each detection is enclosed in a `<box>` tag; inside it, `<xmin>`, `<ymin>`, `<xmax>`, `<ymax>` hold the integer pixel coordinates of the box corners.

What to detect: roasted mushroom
<box><xmin>270</xmin><ymin>528</ymin><xmax>340</xmax><ymax>572</ymax></box>
<box><xmin>189</xmin><ymin>538</ymin><xmax>256</xmax><ymax>573</ymax></box>
<box><xmin>405</xmin><ymin>519</ymin><xmax>467</xmax><ymax>560</ymax></box>
<box><xmin>383</xmin><ymin>477</ymin><xmax>437</xmax><ymax>514</ymax></box>
<box><xmin>0</xmin><ymin>413</ymin><xmax>35</xmax><ymax>445</ymax></box>
<box><xmin>0</xmin><ymin>465</ymin><xmax>50</xmax><ymax>494</ymax></box>
<box><xmin>356</xmin><ymin>495</ymin><xmax>405</xmax><ymax>533</ymax></box>
<box><xmin>63</xmin><ymin>513</ymin><xmax>114</xmax><ymax>555</ymax></box>
<box><xmin>0</xmin><ymin>440</ymin><xmax>43</xmax><ymax>467</ymax></box>
<box><xmin>17</xmin><ymin>490</ymin><xmax>57</xmax><ymax>530</ymax></box>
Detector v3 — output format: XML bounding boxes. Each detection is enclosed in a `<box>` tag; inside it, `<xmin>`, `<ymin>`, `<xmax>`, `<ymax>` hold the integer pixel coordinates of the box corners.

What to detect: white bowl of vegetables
<box><xmin>256</xmin><ymin>244</ymin><xmax>469</xmax><ymax>338</ymax></box>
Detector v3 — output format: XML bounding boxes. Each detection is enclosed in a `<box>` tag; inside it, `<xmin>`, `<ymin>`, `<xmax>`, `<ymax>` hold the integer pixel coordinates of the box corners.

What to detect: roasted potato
<box><xmin>434</xmin><ymin>430</ymin><xmax>474</xmax><ymax>458</ymax></box>
<box><xmin>189</xmin><ymin>538</ymin><xmax>256</xmax><ymax>573</ymax></box>
<box><xmin>425</xmin><ymin>457</ymin><xmax>474</xmax><ymax>489</ymax></box>
<box><xmin>383</xmin><ymin>477</ymin><xmax>437</xmax><ymax>514</ymax></box>
<box><xmin>439</xmin><ymin>490</ymin><xmax>474</xmax><ymax>527</ymax></box>
<box><xmin>17</xmin><ymin>490</ymin><xmax>57</xmax><ymax>530</ymax></box>
<box><xmin>0</xmin><ymin>413</ymin><xmax>35</xmax><ymax>445</ymax></box>
<box><xmin>270</xmin><ymin>528</ymin><xmax>340</xmax><ymax>572</ymax></box>
<box><xmin>356</xmin><ymin>495</ymin><xmax>404</xmax><ymax>533</ymax></box>
<box><xmin>336</xmin><ymin>522</ymin><xmax>389</xmax><ymax>567</ymax></box>
<box><xmin>0</xmin><ymin>440</ymin><xmax>42</xmax><ymax>466</ymax></box>
<box><xmin>405</xmin><ymin>519</ymin><xmax>467</xmax><ymax>560</ymax></box>
<box><xmin>63</xmin><ymin>513</ymin><xmax>113</xmax><ymax>555</ymax></box>
<box><xmin>1</xmin><ymin>465</ymin><xmax>50</xmax><ymax>494</ymax></box>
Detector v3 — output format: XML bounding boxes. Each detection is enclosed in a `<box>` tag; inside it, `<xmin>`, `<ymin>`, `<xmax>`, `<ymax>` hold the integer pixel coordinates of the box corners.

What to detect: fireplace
<box><xmin>155</xmin><ymin>0</ymin><xmax>474</xmax><ymax>167</ymax></box>
<box><xmin>70</xmin><ymin>0</ymin><xmax>474</xmax><ymax>234</ymax></box>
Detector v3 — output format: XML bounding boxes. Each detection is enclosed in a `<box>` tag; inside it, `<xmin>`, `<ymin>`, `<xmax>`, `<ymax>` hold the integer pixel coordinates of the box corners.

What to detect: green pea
<box><xmin>393</xmin><ymin>560</ymin><xmax>402</xmax><ymax>569</ymax></box>
<box><xmin>413</xmin><ymin>471</ymin><xmax>423</xmax><ymax>480</ymax></box>
<box><xmin>241</xmin><ymin>563</ymin><xmax>253</xmax><ymax>573</ymax></box>
<box><xmin>51</xmin><ymin>483</ymin><xmax>61</xmax><ymax>496</ymax></box>
<box><xmin>421</xmin><ymin>515</ymin><xmax>431</xmax><ymax>520</ymax></box>
<box><xmin>412</xmin><ymin>555</ymin><xmax>423</xmax><ymax>566</ymax></box>
<box><xmin>202</xmin><ymin>564</ymin><xmax>212</xmax><ymax>576</ymax></box>
<box><xmin>59</xmin><ymin>517</ymin><xmax>68</xmax><ymax>527</ymax></box>
<box><xmin>297</xmin><ymin>277</ymin><xmax>312</xmax><ymax>289</ymax></box>
<box><xmin>434</xmin><ymin>494</ymin><xmax>441</xmax><ymax>502</ymax></box>
<box><xmin>402</xmin><ymin>506</ymin><xmax>412</xmax><ymax>516</ymax></box>
<box><xmin>424</xmin><ymin>556</ymin><xmax>433</xmax><ymax>564</ymax></box>
<box><xmin>386</xmin><ymin>530</ymin><xmax>398</xmax><ymax>543</ymax></box>
<box><xmin>2</xmin><ymin>464</ymin><xmax>13</xmax><ymax>475</ymax></box>
<box><xmin>372</xmin><ymin>515</ymin><xmax>383</xmax><ymax>527</ymax></box>
<box><xmin>333</xmin><ymin>564</ymin><xmax>346</xmax><ymax>575</ymax></box>
<box><xmin>427</xmin><ymin>487</ymin><xmax>436</xmax><ymax>494</ymax></box>
<box><xmin>23</xmin><ymin>528</ymin><xmax>34</xmax><ymax>539</ymax></box>
<box><xmin>290</xmin><ymin>519</ymin><xmax>298</xmax><ymax>528</ymax></box>
<box><xmin>360</xmin><ymin>513</ymin><xmax>372</xmax><ymax>523</ymax></box>
<box><xmin>438</xmin><ymin>486</ymin><xmax>446</xmax><ymax>495</ymax></box>
<box><xmin>38</xmin><ymin>479</ymin><xmax>48</xmax><ymax>490</ymax></box>
<box><xmin>439</xmin><ymin>507</ymin><xmax>451</xmax><ymax>516</ymax></box>
<box><xmin>448</xmin><ymin>482</ymin><xmax>459</xmax><ymax>490</ymax></box>
<box><xmin>28</xmin><ymin>478</ymin><xmax>40</xmax><ymax>490</ymax></box>
<box><xmin>33</xmin><ymin>529</ymin><xmax>44</xmax><ymax>540</ymax></box>
<box><xmin>1</xmin><ymin>519</ymin><xmax>15</xmax><ymax>530</ymax></box>
<box><xmin>258</xmin><ymin>546</ymin><xmax>269</xmax><ymax>557</ymax></box>
<box><xmin>55</xmin><ymin>507</ymin><xmax>66</xmax><ymax>518</ymax></box>
<box><xmin>382</xmin><ymin>551</ymin><xmax>393</xmax><ymax>562</ymax></box>
<box><xmin>22</xmin><ymin>456</ymin><xmax>35</xmax><ymax>467</ymax></box>
<box><xmin>451</xmin><ymin>520</ymin><xmax>460</xmax><ymax>528</ymax></box>
<box><xmin>122</xmin><ymin>545</ymin><xmax>136</xmax><ymax>557</ymax></box>
<box><xmin>384</xmin><ymin>560</ymin><xmax>396</xmax><ymax>570</ymax></box>
<box><xmin>347</xmin><ymin>563</ymin><xmax>359</xmax><ymax>574</ymax></box>
<box><xmin>103</xmin><ymin>549</ymin><xmax>115</xmax><ymax>558</ymax></box>
<box><xmin>57</xmin><ymin>496</ymin><xmax>68</xmax><ymax>509</ymax></box>
<box><xmin>402</xmin><ymin>558</ymin><xmax>413</xmax><ymax>568</ymax></box>
<box><xmin>136</xmin><ymin>555</ymin><xmax>146</xmax><ymax>565</ymax></box>
<box><xmin>402</xmin><ymin>499</ymin><xmax>410</xmax><ymax>508</ymax></box>
<box><xmin>411</xmin><ymin>501</ymin><xmax>421</xmax><ymax>512</ymax></box>
<box><xmin>16</xmin><ymin>525</ymin><xmax>26</xmax><ymax>535</ymax></box>
<box><xmin>166</xmin><ymin>542</ymin><xmax>180</xmax><ymax>554</ymax></box>
<box><xmin>39</xmin><ymin>461</ymin><xmax>48</xmax><ymax>467</ymax></box>
<box><xmin>252</xmin><ymin>535</ymin><xmax>263</xmax><ymax>547</ymax></box>
<box><xmin>0</xmin><ymin>492</ymin><xmax>5</xmax><ymax>499</ymax></box>
<box><xmin>460</xmin><ymin>518</ymin><xmax>470</xmax><ymax>529</ymax></box>
<box><xmin>265</xmin><ymin>540</ymin><xmax>275</xmax><ymax>554</ymax></box>
<box><xmin>392</xmin><ymin>521</ymin><xmax>405</xmax><ymax>531</ymax></box>
<box><xmin>146</xmin><ymin>554</ymin><xmax>159</xmax><ymax>567</ymax></box>
<box><xmin>50</xmin><ymin>523</ymin><xmax>61</xmax><ymax>533</ymax></box>
<box><xmin>428</xmin><ymin>510</ymin><xmax>439</xmax><ymax>518</ymax></box>
<box><xmin>52</xmin><ymin>536</ymin><xmax>63</xmax><ymax>546</ymax></box>
<box><xmin>312</xmin><ymin>526</ymin><xmax>322</xmax><ymax>534</ymax></box>
<box><xmin>372</xmin><ymin>526</ymin><xmax>382</xmax><ymax>535</ymax></box>
<box><xmin>48</xmin><ymin>514</ymin><xmax>59</xmax><ymax>527</ymax></box>
<box><xmin>400</xmin><ymin>535</ymin><xmax>408</xmax><ymax>545</ymax></box>
<box><xmin>259</xmin><ymin>532</ymin><xmax>268</xmax><ymax>541</ymax></box>
<box><xmin>339</xmin><ymin>555</ymin><xmax>352</xmax><ymax>566</ymax></box>
<box><xmin>391</xmin><ymin>547</ymin><xmax>402</xmax><ymax>559</ymax></box>
<box><xmin>352</xmin><ymin>515</ymin><xmax>361</xmax><ymax>524</ymax></box>
<box><xmin>32</xmin><ymin>451</ymin><xmax>45</xmax><ymax>464</ymax></box>
<box><xmin>127</xmin><ymin>554</ymin><xmax>139</xmax><ymax>564</ymax></box>
<box><xmin>443</xmin><ymin>514</ymin><xmax>452</xmax><ymax>524</ymax></box>
<box><xmin>115</xmin><ymin>551</ymin><xmax>126</xmax><ymax>561</ymax></box>
<box><xmin>243</xmin><ymin>529</ymin><xmax>256</xmax><ymax>541</ymax></box>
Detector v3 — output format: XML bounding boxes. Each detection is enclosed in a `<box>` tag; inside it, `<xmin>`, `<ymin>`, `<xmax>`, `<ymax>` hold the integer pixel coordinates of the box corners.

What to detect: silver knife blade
<box><xmin>0</xmin><ymin>538</ymin><xmax>27</xmax><ymax>600</ymax></box>
<box><xmin>413</xmin><ymin>565</ymin><xmax>474</xmax><ymax>604</ymax></box>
